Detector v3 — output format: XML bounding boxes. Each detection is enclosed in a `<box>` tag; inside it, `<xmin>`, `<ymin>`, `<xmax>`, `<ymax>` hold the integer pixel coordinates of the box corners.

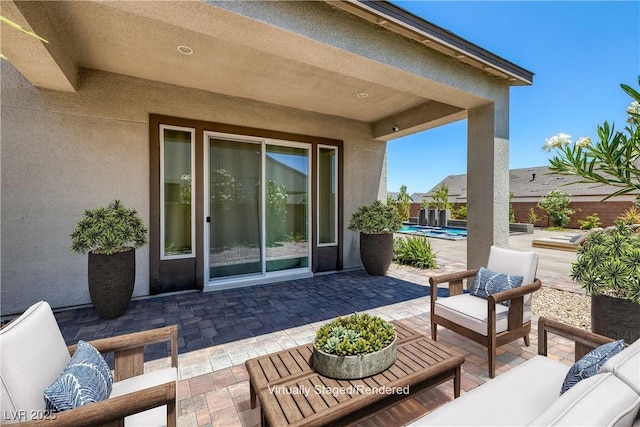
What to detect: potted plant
<box><xmin>312</xmin><ymin>312</ymin><xmax>397</xmax><ymax>379</ymax></box>
<box><xmin>348</xmin><ymin>200</ymin><xmax>402</xmax><ymax>275</ymax></box>
<box><xmin>70</xmin><ymin>200</ymin><xmax>148</xmax><ymax>319</ymax></box>
<box><xmin>544</xmin><ymin>78</ymin><xmax>640</xmax><ymax>341</ymax></box>
<box><xmin>570</xmin><ymin>222</ymin><xmax>640</xmax><ymax>342</ymax></box>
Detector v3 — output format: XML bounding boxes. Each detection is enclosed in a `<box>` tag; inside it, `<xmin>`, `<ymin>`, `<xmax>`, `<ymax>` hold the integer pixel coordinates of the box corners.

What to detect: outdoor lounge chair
<box><xmin>429</xmin><ymin>246</ymin><xmax>542</xmax><ymax>378</ymax></box>
<box><xmin>0</xmin><ymin>301</ymin><xmax>177</xmax><ymax>426</ymax></box>
<box><xmin>531</xmin><ymin>228</ymin><xmax>600</xmax><ymax>252</ymax></box>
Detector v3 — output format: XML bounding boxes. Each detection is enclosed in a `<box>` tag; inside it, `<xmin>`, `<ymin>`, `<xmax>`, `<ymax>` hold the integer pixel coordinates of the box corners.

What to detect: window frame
<box><xmin>317</xmin><ymin>145</ymin><xmax>339</xmax><ymax>247</ymax></box>
<box><xmin>160</xmin><ymin>124</ymin><xmax>196</xmax><ymax>260</ymax></box>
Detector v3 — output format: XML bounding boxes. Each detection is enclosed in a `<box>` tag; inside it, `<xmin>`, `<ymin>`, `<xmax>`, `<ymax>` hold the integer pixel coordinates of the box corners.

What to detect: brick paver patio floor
<box><xmin>51</xmin><ymin>253</ymin><xmax>582</xmax><ymax>426</ymax></box>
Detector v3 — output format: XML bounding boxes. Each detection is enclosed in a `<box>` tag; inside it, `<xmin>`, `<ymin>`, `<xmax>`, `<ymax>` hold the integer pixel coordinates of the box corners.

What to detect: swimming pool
<box><xmin>398</xmin><ymin>225</ymin><xmax>467</xmax><ymax>240</ymax></box>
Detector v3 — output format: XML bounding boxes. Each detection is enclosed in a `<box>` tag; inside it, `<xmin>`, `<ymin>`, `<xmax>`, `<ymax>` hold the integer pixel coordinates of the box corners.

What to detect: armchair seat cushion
<box><xmin>110</xmin><ymin>367</ymin><xmax>177</xmax><ymax>427</ymax></box>
<box><xmin>434</xmin><ymin>294</ymin><xmax>531</xmax><ymax>336</ymax></box>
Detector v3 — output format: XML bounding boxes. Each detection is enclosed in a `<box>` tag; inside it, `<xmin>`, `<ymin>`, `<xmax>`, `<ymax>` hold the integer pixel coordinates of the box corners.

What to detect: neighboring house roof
<box><xmin>413</xmin><ymin>165</ymin><xmax>640</xmax><ymax>201</ymax></box>
<box><xmin>410</xmin><ymin>193</ymin><xmax>424</xmax><ymax>203</ymax></box>
<box><xmin>387</xmin><ymin>192</ymin><xmax>400</xmax><ymax>201</ymax></box>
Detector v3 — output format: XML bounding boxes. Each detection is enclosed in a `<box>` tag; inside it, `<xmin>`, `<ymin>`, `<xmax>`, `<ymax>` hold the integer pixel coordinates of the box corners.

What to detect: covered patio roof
<box><xmin>1</xmin><ymin>0</ymin><xmax>532</xmax><ymax>141</ymax></box>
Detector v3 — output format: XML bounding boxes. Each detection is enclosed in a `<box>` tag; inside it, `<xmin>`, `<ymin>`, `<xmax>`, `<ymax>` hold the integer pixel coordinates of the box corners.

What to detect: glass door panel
<box><xmin>209</xmin><ymin>138</ymin><xmax>262</xmax><ymax>279</ymax></box>
<box><xmin>265</xmin><ymin>145</ymin><xmax>309</xmax><ymax>272</ymax></box>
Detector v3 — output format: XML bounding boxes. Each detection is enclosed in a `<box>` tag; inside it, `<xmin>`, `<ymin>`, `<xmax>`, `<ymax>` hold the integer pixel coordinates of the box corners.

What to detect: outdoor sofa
<box><xmin>409</xmin><ymin>317</ymin><xmax>640</xmax><ymax>426</ymax></box>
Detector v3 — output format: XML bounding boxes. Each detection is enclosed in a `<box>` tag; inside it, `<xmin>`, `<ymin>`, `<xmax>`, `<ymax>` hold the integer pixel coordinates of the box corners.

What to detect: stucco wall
<box><xmin>1</xmin><ymin>63</ymin><xmax>384</xmax><ymax>315</ymax></box>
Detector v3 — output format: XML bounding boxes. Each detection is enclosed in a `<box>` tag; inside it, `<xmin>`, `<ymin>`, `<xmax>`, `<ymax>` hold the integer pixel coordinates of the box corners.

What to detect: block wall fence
<box><xmin>409</xmin><ymin>201</ymin><xmax>635</xmax><ymax>229</ymax></box>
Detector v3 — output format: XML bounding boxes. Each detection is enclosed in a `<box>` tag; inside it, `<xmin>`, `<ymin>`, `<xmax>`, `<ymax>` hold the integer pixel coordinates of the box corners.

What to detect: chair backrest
<box><xmin>1</xmin><ymin>301</ymin><xmax>71</xmax><ymax>422</ymax></box>
<box><xmin>487</xmin><ymin>245</ymin><xmax>538</xmax><ymax>285</ymax></box>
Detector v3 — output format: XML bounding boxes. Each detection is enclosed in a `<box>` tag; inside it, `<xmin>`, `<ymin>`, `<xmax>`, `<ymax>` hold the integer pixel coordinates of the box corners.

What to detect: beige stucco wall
<box><xmin>1</xmin><ymin>63</ymin><xmax>384</xmax><ymax>315</ymax></box>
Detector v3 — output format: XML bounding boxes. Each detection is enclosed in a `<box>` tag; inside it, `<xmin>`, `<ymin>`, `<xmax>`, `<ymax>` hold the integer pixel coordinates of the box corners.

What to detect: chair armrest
<box><xmin>429</xmin><ymin>269</ymin><xmax>479</xmax><ymax>286</ymax></box>
<box><xmin>19</xmin><ymin>382</ymin><xmax>176</xmax><ymax>427</ymax></box>
<box><xmin>488</xmin><ymin>279</ymin><xmax>542</xmax><ymax>305</ymax></box>
<box><xmin>69</xmin><ymin>326</ymin><xmax>177</xmax><ymax>360</ymax></box>
<box><xmin>488</xmin><ymin>279</ymin><xmax>541</xmax><ymax>332</ymax></box>
<box><xmin>538</xmin><ymin>317</ymin><xmax>613</xmax><ymax>361</ymax></box>
<box><xmin>68</xmin><ymin>325</ymin><xmax>178</xmax><ymax>374</ymax></box>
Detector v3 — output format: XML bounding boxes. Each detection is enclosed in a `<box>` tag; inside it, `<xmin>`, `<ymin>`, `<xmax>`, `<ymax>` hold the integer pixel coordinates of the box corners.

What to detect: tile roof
<box><xmin>412</xmin><ymin>166</ymin><xmax>639</xmax><ymax>200</ymax></box>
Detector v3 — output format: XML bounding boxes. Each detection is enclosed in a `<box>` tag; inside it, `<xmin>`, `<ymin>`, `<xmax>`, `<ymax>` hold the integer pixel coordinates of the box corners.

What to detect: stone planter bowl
<box><xmin>312</xmin><ymin>338</ymin><xmax>397</xmax><ymax>380</ymax></box>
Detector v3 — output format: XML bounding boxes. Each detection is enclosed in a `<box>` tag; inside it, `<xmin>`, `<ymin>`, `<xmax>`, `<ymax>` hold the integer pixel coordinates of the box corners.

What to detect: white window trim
<box><xmin>317</xmin><ymin>145</ymin><xmax>338</xmax><ymax>247</ymax></box>
<box><xmin>160</xmin><ymin>124</ymin><xmax>196</xmax><ymax>260</ymax></box>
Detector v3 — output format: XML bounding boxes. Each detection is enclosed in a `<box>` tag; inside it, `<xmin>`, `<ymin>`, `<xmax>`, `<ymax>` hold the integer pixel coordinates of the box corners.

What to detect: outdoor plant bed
<box><xmin>312</xmin><ymin>312</ymin><xmax>397</xmax><ymax>379</ymax></box>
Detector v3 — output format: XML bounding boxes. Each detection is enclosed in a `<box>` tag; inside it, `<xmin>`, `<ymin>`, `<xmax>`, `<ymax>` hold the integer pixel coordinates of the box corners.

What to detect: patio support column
<box><xmin>466</xmin><ymin>99</ymin><xmax>509</xmax><ymax>268</ymax></box>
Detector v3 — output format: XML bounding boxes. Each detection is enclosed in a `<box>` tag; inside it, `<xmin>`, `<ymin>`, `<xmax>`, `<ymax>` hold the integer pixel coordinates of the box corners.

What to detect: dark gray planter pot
<box><xmin>312</xmin><ymin>338</ymin><xmax>397</xmax><ymax>379</ymax></box>
<box><xmin>591</xmin><ymin>294</ymin><xmax>640</xmax><ymax>343</ymax></box>
<box><xmin>88</xmin><ymin>248</ymin><xmax>135</xmax><ymax>319</ymax></box>
<box><xmin>359</xmin><ymin>232</ymin><xmax>393</xmax><ymax>276</ymax></box>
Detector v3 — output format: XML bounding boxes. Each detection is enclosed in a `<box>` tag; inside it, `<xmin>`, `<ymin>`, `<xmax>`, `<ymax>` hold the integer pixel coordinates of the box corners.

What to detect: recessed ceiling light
<box><xmin>177</xmin><ymin>45</ymin><xmax>194</xmax><ymax>55</ymax></box>
<box><xmin>357</xmin><ymin>92</ymin><xmax>369</xmax><ymax>98</ymax></box>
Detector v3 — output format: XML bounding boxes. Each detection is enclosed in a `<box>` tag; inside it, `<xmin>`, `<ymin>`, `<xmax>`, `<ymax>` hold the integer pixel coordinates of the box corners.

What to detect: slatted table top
<box><xmin>245</xmin><ymin>321</ymin><xmax>464</xmax><ymax>427</ymax></box>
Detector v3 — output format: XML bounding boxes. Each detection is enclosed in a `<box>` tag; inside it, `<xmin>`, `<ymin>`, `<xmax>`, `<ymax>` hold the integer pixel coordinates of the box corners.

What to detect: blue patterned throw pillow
<box><xmin>44</xmin><ymin>340</ymin><xmax>113</xmax><ymax>412</ymax></box>
<box><xmin>469</xmin><ymin>267</ymin><xmax>524</xmax><ymax>306</ymax></box>
<box><xmin>560</xmin><ymin>339</ymin><xmax>625</xmax><ymax>395</ymax></box>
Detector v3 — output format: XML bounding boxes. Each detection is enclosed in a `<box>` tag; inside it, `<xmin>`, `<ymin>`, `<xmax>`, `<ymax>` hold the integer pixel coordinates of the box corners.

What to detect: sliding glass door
<box><xmin>208</xmin><ymin>137</ymin><xmax>262</xmax><ymax>279</ymax></box>
<box><xmin>207</xmin><ymin>133</ymin><xmax>309</xmax><ymax>283</ymax></box>
<box><xmin>265</xmin><ymin>145</ymin><xmax>309</xmax><ymax>272</ymax></box>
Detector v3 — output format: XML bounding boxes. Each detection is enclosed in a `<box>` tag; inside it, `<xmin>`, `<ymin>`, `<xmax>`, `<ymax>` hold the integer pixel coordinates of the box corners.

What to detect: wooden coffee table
<box><xmin>245</xmin><ymin>321</ymin><xmax>464</xmax><ymax>427</ymax></box>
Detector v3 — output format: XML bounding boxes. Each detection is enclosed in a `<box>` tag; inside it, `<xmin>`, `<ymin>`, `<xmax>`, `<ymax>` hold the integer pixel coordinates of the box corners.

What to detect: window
<box><xmin>318</xmin><ymin>146</ymin><xmax>337</xmax><ymax>245</ymax></box>
<box><xmin>160</xmin><ymin>126</ymin><xmax>195</xmax><ymax>259</ymax></box>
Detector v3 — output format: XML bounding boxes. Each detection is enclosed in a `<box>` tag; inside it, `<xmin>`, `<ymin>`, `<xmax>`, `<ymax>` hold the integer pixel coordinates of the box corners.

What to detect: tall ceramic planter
<box><xmin>88</xmin><ymin>249</ymin><xmax>135</xmax><ymax>319</ymax></box>
<box><xmin>591</xmin><ymin>294</ymin><xmax>640</xmax><ymax>343</ymax></box>
<box><xmin>359</xmin><ymin>233</ymin><xmax>393</xmax><ymax>276</ymax></box>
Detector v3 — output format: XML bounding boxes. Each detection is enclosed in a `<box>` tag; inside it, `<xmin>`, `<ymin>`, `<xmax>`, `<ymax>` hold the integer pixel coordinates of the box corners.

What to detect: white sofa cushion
<box><xmin>110</xmin><ymin>367</ymin><xmax>177</xmax><ymax>427</ymax></box>
<box><xmin>434</xmin><ymin>294</ymin><xmax>531</xmax><ymax>336</ymax></box>
<box><xmin>408</xmin><ymin>355</ymin><xmax>568</xmax><ymax>426</ymax></box>
<box><xmin>527</xmin><ymin>373</ymin><xmax>640</xmax><ymax>427</ymax></box>
<box><xmin>602</xmin><ymin>339</ymin><xmax>640</xmax><ymax>394</ymax></box>
<box><xmin>0</xmin><ymin>301</ymin><xmax>71</xmax><ymax>423</ymax></box>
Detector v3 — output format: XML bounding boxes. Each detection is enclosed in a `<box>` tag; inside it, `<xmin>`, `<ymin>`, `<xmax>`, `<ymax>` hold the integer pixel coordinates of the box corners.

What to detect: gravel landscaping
<box><xmin>532</xmin><ymin>286</ymin><xmax>590</xmax><ymax>330</ymax></box>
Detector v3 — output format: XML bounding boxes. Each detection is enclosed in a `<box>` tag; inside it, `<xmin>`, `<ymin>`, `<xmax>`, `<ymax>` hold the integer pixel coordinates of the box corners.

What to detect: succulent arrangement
<box><xmin>314</xmin><ymin>313</ymin><xmax>396</xmax><ymax>356</ymax></box>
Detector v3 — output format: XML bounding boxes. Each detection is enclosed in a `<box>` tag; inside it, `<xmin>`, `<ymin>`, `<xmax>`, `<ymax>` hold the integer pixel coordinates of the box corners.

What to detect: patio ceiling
<box><xmin>1</xmin><ymin>1</ymin><xmax>530</xmax><ymax>140</ymax></box>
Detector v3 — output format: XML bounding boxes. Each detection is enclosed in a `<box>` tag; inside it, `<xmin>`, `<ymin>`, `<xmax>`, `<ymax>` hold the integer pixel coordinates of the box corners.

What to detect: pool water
<box><xmin>398</xmin><ymin>225</ymin><xmax>467</xmax><ymax>240</ymax></box>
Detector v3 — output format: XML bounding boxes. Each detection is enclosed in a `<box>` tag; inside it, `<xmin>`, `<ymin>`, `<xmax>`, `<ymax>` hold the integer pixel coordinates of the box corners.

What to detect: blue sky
<box><xmin>386</xmin><ymin>1</ymin><xmax>640</xmax><ymax>195</ymax></box>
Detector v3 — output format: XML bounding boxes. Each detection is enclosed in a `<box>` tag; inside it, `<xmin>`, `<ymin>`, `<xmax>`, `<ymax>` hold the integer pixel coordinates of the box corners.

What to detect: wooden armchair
<box><xmin>0</xmin><ymin>301</ymin><xmax>177</xmax><ymax>426</ymax></box>
<box><xmin>430</xmin><ymin>246</ymin><xmax>542</xmax><ymax>378</ymax></box>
